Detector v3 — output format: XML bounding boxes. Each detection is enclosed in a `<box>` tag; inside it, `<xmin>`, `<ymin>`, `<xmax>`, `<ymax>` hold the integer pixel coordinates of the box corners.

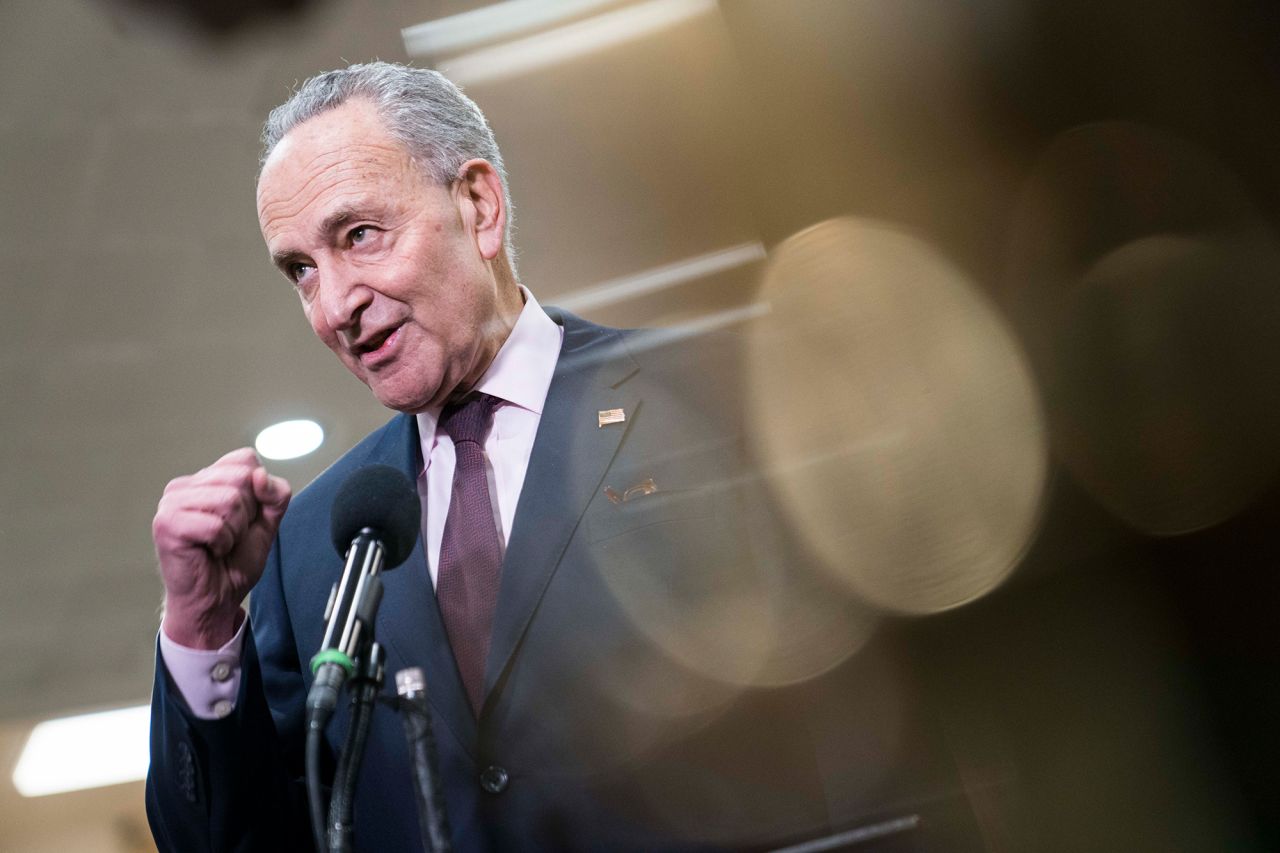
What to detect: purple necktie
<box><xmin>437</xmin><ymin>392</ymin><xmax>504</xmax><ymax>715</ymax></box>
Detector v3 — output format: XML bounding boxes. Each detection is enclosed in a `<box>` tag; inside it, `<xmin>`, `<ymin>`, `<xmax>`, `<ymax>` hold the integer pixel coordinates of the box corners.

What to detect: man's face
<box><xmin>256</xmin><ymin>98</ymin><xmax>514</xmax><ymax>413</ymax></box>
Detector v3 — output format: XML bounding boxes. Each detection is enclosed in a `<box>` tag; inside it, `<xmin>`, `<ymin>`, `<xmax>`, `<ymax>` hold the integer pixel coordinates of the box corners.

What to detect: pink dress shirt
<box><xmin>160</xmin><ymin>288</ymin><xmax>564</xmax><ymax>719</ymax></box>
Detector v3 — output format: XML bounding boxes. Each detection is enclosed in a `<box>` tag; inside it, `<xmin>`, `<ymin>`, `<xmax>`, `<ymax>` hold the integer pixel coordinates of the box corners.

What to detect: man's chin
<box><xmin>368</xmin><ymin>381</ymin><xmax>444</xmax><ymax>415</ymax></box>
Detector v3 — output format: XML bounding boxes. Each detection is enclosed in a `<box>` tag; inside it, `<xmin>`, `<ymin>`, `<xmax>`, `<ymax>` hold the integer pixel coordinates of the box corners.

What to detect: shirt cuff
<box><xmin>158</xmin><ymin>611</ymin><xmax>247</xmax><ymax>720</ymax></box>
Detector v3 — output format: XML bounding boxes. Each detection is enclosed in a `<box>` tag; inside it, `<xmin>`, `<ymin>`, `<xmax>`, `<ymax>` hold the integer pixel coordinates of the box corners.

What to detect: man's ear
<box><xmin>456</xmin><ymin>158</ymin><xmax>506</xmax><ymax>261</ymax></box>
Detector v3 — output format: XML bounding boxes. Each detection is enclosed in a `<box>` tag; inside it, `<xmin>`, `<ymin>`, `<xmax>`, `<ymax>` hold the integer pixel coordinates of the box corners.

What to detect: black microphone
<box><xmin>396</xmin><ymin>667</ymin><xmax>452</xmax><ymax>852</ymax></box>
<box><xmin>307</xmin><ymin>464</ymin><xmax>421</xmax><ymax>718</ymax></box>
<box><xmin>306</xmin><ymin>465</ymin><xmax>420</xmax><ymax>853</ymax></box>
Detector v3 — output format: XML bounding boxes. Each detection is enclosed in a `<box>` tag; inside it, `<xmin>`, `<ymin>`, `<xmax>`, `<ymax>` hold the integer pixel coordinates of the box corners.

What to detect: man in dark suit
<box><xmin>147</xmin><ymin>62</ymin><xmax>981</xmax><ymax>852</ymax></box>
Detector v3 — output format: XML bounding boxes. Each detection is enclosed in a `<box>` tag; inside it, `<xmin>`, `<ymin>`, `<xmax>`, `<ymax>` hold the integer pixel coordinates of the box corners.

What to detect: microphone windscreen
<box><xmin>330</xmin><ymin>464</ymin><xmax>422</xmax><ymax>568</ymax></box>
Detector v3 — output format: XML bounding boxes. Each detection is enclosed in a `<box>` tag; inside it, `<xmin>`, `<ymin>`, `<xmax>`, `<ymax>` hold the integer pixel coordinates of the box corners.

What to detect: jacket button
<box><xmin>479</xmin><ymin>765</ymin><xmax>509</xmax><ymax>794</ymax></box>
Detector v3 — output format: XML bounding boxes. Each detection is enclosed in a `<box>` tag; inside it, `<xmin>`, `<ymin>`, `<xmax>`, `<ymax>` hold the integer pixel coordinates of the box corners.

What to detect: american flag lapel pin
<box><xmin>597</xmin><ymin>407</ymin><xmax>626</xmax><ymax>428</ymax></box>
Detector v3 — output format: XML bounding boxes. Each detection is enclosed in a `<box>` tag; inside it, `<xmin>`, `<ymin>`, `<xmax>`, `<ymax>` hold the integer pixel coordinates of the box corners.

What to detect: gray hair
<box><xmin>261</xmin><ymin>61</ymin><xmax>516</xmax><ymax>265</ymax></box>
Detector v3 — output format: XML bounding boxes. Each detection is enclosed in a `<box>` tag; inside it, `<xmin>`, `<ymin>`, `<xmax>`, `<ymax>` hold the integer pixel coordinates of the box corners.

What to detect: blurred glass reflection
<box><xmin>746</xmin><ymin>218</ymin><xmax>1049</xmax><ymax>614</ymax></box>
<box><xmin>585</xmin><ymin>401</ymin><xmax>884</xmax><ymax>700</ymax></box>
<box><xmin>1004</xmin><ymin>122</ymin><xmax>1280</xmax><ymax>533</ymax></box>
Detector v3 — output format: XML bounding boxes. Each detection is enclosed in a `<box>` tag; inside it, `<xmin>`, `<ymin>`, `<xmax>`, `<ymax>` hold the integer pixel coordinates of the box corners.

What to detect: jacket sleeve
<box><xmin>145</xmin><ymin>540</ymin><xmax>317</xmax><ymax>853</ymax></box>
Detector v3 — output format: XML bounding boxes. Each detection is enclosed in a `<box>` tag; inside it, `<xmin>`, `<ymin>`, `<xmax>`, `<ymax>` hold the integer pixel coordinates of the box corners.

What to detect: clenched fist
<box><xmin>153</xmin><ymin>448</ymin><xmax>292</xmax><ymax>649</ymax></box>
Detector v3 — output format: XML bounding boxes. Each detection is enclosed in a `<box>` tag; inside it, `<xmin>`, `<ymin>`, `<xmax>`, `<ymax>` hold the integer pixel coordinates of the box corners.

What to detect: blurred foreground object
<box><xmin>746</xmin><ymin>218</ymin><xmax>1049</xmax><ymax>615</ymax></box>
<box><xmin>1005</xmin><ymin>122</ymin><xmax>1280</xmax><ymax>534</ymax></box>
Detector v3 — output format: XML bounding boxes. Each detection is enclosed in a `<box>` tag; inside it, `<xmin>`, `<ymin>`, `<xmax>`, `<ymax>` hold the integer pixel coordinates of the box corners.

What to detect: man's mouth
<box><xmin>356</xmin><ymin>324</ymin><xmax>403</xmax><ymax>365</ymax></box>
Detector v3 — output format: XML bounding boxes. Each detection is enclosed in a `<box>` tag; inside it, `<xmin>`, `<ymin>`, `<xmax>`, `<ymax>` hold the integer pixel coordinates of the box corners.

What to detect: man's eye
<box><xmin>350</xmin><ymin>226</ymin><xmax>372</xmax><ymax>244</ymax></box>
<box><xmin>288</xmin><ymin>262</ymin><xmax>315</xmax><ymax>283</ymax></box>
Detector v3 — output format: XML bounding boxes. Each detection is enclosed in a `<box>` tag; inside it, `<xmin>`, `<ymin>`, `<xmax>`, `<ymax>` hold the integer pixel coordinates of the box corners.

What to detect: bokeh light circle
<box><xmin>745</xmin><ymin>218</ymin><xmax>1048</xmax><ymax>614</ymax></box>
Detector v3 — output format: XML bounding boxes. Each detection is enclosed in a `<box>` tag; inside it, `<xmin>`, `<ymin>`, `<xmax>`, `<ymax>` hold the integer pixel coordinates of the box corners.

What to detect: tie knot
<box><xmin>440</xmin><ymin>393</ymin><xmax>501</xmax><ymax>446</ymax></box>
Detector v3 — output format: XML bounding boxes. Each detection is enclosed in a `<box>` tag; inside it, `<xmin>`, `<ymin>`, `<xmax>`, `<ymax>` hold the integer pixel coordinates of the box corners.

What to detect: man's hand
<box><xmin>153</xmin><ymin>448</ymin><xmax>292</xmax><ymax>649</ymax></box>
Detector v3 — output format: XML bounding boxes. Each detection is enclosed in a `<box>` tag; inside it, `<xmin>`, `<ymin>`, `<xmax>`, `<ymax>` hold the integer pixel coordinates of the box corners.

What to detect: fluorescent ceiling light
<box><xmin>557</xmin><ymin>241</ymin><xmax>766</xmax><ymax>314</ymax></box>
<box><xmin>623</xmin><ymin>301</ymin><xmax>772</xmax><ymax>357</ymax></box>
<box><xmin>13</xmin><ymin>705</ymin><xmax>150</xmax><ymax>797</ymax></box>
<box><xmin>255</xmin><ymin>419</ymin><xmax>324</xmax><ymax>461</ymax></box>
<box><xmin>403</xmin><ymin>0</ymin><xmax>622</xmax><ymax>58</ymax></box>
<box><xmin>434</xmin><ymin>0</ymin><xmax>719</xmax><ymax>86</ymax></box>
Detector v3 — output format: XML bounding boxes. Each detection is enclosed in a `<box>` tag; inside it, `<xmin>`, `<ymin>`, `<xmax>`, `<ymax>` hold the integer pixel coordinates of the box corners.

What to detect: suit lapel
<box><xmin>364</xmin><ymin>415</ymin><xmax>480</xmax><ymax>755</ymax></box>
<box><xmin>482</xmin><ymin>311</ymin><xmax>639</xmax><ymax>711</ymax></box>
<box><xmin>346</xmin><ymin>312</ymin><xmax>640</xmax><ymax>737</ymax></box>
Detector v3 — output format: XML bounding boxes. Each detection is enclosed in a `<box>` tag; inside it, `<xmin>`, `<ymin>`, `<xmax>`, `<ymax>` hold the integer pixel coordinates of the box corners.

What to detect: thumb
<box><xmin>252</xmin><ymin>467</ymin><xmax>292</xmax><ymax>526</ymax></box>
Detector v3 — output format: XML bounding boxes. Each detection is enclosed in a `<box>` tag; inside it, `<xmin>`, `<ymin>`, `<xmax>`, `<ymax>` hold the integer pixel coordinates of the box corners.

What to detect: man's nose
<box><xmin>318</xmin><ymin>263</ymin><xmax>372</xmax><ymax>334</ymax></box>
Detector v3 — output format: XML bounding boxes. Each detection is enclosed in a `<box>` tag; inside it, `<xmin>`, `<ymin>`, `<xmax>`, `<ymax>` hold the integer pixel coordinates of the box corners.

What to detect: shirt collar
<box><xmin>415</xmin><ymin>286</ymin><xmax>563</xmax><ymax>461</ymax></box>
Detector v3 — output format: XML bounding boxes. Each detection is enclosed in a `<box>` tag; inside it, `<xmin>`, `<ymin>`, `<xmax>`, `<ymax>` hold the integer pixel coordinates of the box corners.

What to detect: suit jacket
<box><xmin>147</xmin><ymin>309</ymin><xmax>984</xmax><ymax>852</ymax></box>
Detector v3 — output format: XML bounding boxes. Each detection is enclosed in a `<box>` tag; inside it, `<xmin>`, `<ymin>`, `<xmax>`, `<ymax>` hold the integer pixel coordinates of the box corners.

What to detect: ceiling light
<box><xmin>12</xmin><ymin>705</ymin><xmax>150</xmax><ymax>797</ymax></box>
<box><xmin>255</xmin><ymin>419</ymin><xmax>324</xmax><ymax>461</ymax></box>
<box><xmin>557</xmin><ymin>241</ymin><xmax>765</xmax><ymax>314</ymax></box>
<box><xmin>429</xmin><ymin>0</ymin><xmax>718</xmax><ymax>86</ymax></box>
<box><xmin>402</xmin><ymin>0</ymin><xmax>621</xmax><ymax>58</ymax></box>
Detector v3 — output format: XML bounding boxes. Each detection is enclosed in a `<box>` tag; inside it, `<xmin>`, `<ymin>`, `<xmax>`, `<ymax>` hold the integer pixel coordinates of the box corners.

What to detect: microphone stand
<box><xmin>328</xmin><ymin>643</ymin><xmax>385</xmax><ymax>853</ymax></box>
<box><xmin>305</xmin><ymin>554</ymin><xmax>387</xmax><ymax>853</ymax></box>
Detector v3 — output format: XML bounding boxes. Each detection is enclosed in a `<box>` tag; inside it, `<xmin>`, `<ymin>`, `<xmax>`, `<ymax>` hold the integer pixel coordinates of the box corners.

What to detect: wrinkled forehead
<box><xmin>255</xmin><ymin>114</ymin><xmax>422</xmax><ymax>236</ymax></box>
<box><xmin>259</xmin><ymin>123</ymin><xmax>406</xmax><ymax>191</ymax></box>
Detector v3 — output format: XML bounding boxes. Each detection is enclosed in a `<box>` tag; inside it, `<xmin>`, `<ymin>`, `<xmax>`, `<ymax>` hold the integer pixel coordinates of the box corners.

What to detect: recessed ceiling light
<box><xmin>255</xmin><ymin>419</ymin><xmax>324</xmax><ymax>461</ymax></box>
<box><xmin>13</xmin><ymin>705</ymin><xmax>150</xmax><ymax>797</ymax></box>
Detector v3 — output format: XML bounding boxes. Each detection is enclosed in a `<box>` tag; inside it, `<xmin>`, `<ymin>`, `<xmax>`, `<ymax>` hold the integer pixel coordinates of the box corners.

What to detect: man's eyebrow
<box><xmin>268</xmin><ymin>206</ymin><xmax>369</xmax><ymax>270</ymax></box>
<box><xmin>270</xmin><ymin>248</ymin><xmax>307</xmax><ymax>271</ymax></box>
<box><xmin>318</xmin><ymin>206</ymin><xmax>363</xmax><ymax>237</ymax></box>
